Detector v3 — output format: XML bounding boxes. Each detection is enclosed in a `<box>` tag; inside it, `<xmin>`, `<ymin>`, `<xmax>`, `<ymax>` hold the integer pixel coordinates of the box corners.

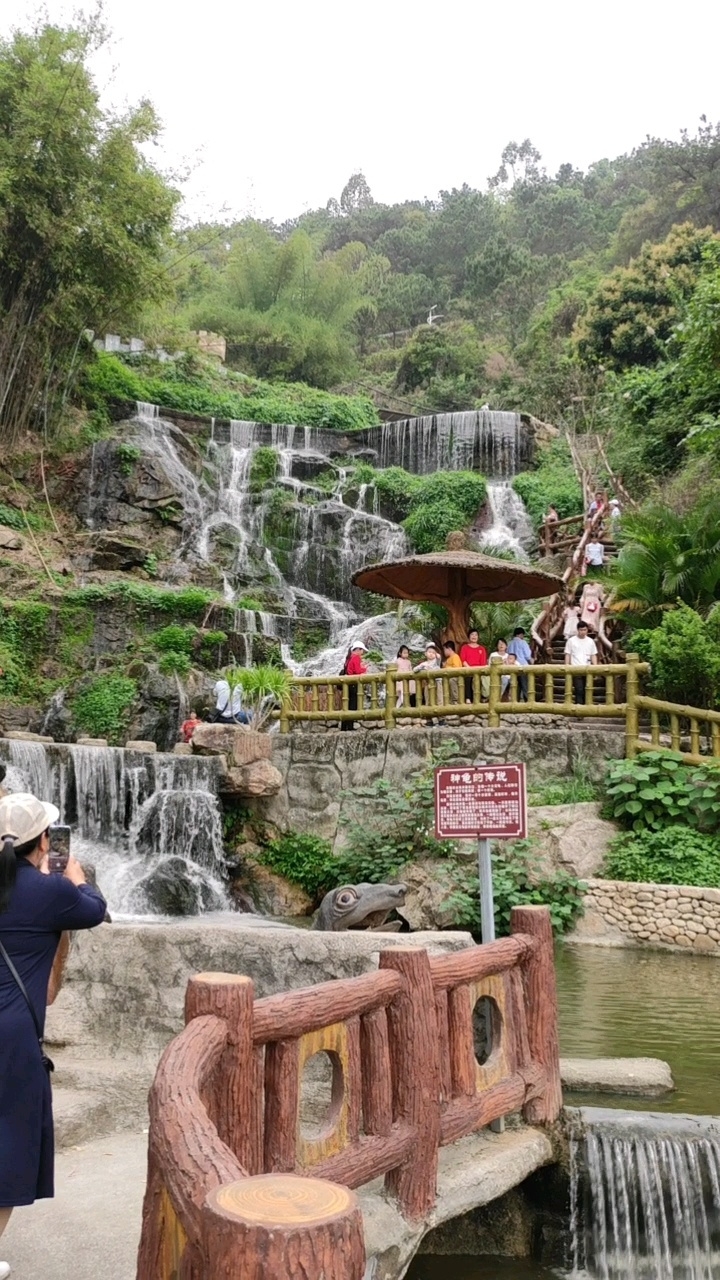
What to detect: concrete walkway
<box><xmin>2</xmin><ymin>1131</ymin><xmax>147</xmax><ymax>1280</ymax></box>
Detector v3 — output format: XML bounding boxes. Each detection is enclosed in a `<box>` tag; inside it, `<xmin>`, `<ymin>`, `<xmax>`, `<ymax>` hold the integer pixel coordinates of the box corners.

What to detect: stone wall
<box><xmin>259</xmin><ymin>725</ymin><xmax>626</xmax><ymax>850</ymax></box>
<box><xmin>575</xmin><ymin>879</ymin><xmax>720</xmax><ymax>954</ymax></box>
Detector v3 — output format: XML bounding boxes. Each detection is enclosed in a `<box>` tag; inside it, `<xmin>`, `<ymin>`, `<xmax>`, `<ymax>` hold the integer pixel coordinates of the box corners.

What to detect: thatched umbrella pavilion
<box><xmin>352</xmin><ymin>548</ymin><xmax>563</xmax><ymax>643</ymax></box>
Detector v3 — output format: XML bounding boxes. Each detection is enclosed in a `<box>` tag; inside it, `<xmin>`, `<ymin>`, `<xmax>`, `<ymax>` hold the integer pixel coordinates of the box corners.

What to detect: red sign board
<box><xmin>434</xmin><ymin>763</ymin><xmax>527</xmax><ymax>839</ymax></box>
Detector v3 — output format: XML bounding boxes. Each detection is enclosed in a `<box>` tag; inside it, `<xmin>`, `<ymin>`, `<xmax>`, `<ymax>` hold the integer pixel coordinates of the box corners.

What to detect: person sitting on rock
<box><xmin>180</xmin><ymin>711</ymin><xmax>201</xmax><ymax>743</ymax></box>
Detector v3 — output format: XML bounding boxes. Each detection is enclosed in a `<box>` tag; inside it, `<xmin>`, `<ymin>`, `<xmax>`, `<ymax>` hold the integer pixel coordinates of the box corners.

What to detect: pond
<box><xmin>407</xmin><ymin>942</ymin><xmax>720</xmax><ymax>1279</ymax></box>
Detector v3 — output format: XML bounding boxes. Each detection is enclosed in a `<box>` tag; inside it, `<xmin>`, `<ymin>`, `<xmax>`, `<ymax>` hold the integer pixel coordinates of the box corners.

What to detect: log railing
<box><xmin>137</xmin><ymin>907</ymin><xmax>560</xmax><ymax>1278</ymax></box>
<box><xmin>280</xmin><ymin>657</ymin><xmax>649</xmax><ymax>732</ymax></box>
<box><xmin>630</xmin><ymin>694</ymin><xmax>720</xmax><ymax>766</ymax></box>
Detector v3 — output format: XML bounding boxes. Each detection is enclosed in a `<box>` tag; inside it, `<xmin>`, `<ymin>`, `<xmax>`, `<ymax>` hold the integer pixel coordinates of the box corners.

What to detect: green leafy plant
<box><xmin>511</xmin><ymin>438</ymin><xmax>583</xmax><ymax>528</ymax></box>
<box><xmin>336</xmin><ymin>743</ymin><xmax>460</xmax><ymax>884</ymax></box>
<box><xmin>258</xmin><ymin>833</ymin><xmax>336</xmax><ymax>903</ymax></box>
<box><xmin>603</xmin><ymin>752</ymin><xmax>720</xmax><ymax>833</ymax></box>
<box><xmin>158</xmin><ymin>651</ymin><xmax>192</xmax><ymax>676</ymax></box>
<box><xmin>236</xmin><ymin>596</ymin><xmax>265</xmax><ymax>612</ymax></box>
<box><xmin>249</xmin><ymin>446</ymin><xmax>279</xmax><ymax>493</ymax></box>
<box><xmin>225</xmin><ymin>663</ymin><xmax>293</xmax><ymax>731</ymax></box>
<box><xmin>603</xmin><ymin>827</ymin><xmax>720</xmax><ymax>887</ymax></box>
<box><xmin>116</xmin><ymin>442</ymin><xmax>141</xmax><ymax>475</ymax></box>
<box><xmin>0</xmin><ymin>503</ymin><xmax>45</xmax><ymax>532</ymax></box>
<box><xmin>152</xmin><ymin>624</ymin><xmax>196</xmax><ymax>655</ymax></box>
<box><xmin>72</xmin><ymin>675</ymin><xmax>137</xmax><ymax>744</ymax></box>
<box><xmin>441</xmin><ymin>840</ymin><xmax>586</xmax><ymax>937</ymax></box>
<box><xmin>529</xmin><ymin>775</ymin><xmax>599</xmax><ymax>806</ymax></box>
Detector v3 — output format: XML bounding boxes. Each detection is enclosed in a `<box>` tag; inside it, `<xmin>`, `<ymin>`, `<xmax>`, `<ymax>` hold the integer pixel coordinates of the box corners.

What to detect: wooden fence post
<box><xmin>510</xmin><ymin>907</ymin><xmax>562</xmax><ymax>1124</ymax></box>
<box><xmin>379</xmin><ymin>948</ymin><xmax>440</xmax><ymax>1219</ymax></box>
<box><xmin>279</xmin><ymin>692</ymin><xmax>290</xmax><ymax>734</ymax></box>
<box><xmin>625</xmin><ymin>652</ymin><xmax>640</xmax><ymax>759</ymax></box>
<box><xmin>488</xmin><ymin>657</ymin><xmax>502</xmax><ymax>728</ymax></box>
<box><xmin>203</xmin><ymin>1174</ymin><xmax>365</xmax><ymax>1279</ymax></box>
<box><xmin>384</xmin><ymin>662</ymin><xmax>398</xmax><ymax>731</ymax></box>
<box><xmin>185</xmin><ymin>972</ymin><xmax>256</xmax><ymax>1171</ymax></box>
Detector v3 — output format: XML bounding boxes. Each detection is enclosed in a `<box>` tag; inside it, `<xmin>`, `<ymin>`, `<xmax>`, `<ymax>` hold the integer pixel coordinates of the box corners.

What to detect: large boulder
<box><xmin>221</xmin><ymin>759</ymin><xmax>283</xmax><ymax>797</ymax></box>
<box><xmin>400</xmin><ymin>860</ymin><xmax>459</xmax><ymax>931</ymax></box>
<box><xmin>527</xmin><ymin>802</ymin><xmax>618</xmax><ymax>879</ymax></box>
<box><xmin>191</xmin><ymin>723</ymin><xmax>271</xmax><ymax>766</ymax></box>
<box><xmin>135</xmin><ymin>856</ymin><xmax>224</xmax><ymax>916</ymax></box>
<box><xmin>84</xmin><ymin>533</ymin><xmax>148</xmax><ymax>570</ymax></box>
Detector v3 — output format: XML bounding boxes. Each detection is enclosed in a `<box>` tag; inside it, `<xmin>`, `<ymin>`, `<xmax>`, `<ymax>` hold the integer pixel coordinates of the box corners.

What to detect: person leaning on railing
<box><xmin>0</xmin><ymin>794</ymin><xmax>107</xmax><ymax>1280</ymax></box>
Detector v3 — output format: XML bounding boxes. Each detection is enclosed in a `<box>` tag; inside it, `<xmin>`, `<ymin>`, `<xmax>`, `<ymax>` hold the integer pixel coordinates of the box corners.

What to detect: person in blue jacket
<box><xmin>0</xmin><ymin>793</ymin><xmax>107</xmax><ymax>1279</ymax></box>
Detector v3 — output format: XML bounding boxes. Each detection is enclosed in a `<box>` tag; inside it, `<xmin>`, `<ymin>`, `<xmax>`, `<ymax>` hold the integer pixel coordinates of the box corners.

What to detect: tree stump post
<box><xmin>185</xmin><ymin>972</ymin><xmax>256</xmax><ymax>1171</ymax></box>
<box><xmin>202</xmin><ymin>1174</ymin><xmax>366</xmax><ymax>1279</ymax></box>
<box><xmin>379</xmin><ymin>947</ymin><xmax>440</xmax><ymax>1219</ymax></box>
<box><xmin>510</xmin><ymin>906</ymin><xmax>562</xmax><ymax>1123</ymax></box>
<box><xmin>488</xmin><ymin>657</ymin><xmax>502</xmax><ymax>726</ymax></box>
<box><xmin>384</xmin><ymin>662</ymin><xmax>398</xmax><ymax>730</ymax></box>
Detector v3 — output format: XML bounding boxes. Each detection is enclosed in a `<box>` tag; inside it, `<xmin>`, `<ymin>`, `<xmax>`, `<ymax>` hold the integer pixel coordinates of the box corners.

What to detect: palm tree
<box><xmin>607</xmin><ymin>496</ymin><xmax>720</xmax><ymax>626</ymax></box>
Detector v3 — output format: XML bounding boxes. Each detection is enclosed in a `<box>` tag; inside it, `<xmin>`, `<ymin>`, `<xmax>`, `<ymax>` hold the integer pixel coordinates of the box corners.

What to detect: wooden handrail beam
<box><xmin>429</xmin><ymin>934</ymin><xmax>538</xmax><ymax>991</ymax></box>
<box><xmin>253</xmin><ymin>971</ymin><xmax>403</xmax><ymax>1045</ymax></box>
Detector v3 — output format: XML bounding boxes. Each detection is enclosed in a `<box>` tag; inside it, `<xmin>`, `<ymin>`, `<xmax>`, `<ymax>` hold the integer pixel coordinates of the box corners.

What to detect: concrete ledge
<box><xmin>361</xmin><ymin>1124</ymin><xmax>554</xmax><ymax>1278</ymax></box>
<box><xmin>570</xmin><ymin>1106</ymin><xmax>720</xmax><ymax>1141</ymax></box>
<box><xmin>561</xmin><ymin>1056</ymin><xmax>674</xmax><ymax>1097</ymax></box>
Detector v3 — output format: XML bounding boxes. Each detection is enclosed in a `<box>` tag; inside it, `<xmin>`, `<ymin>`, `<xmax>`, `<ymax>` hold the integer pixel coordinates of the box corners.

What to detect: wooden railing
<box><xmin>630</xmin><ymin>695</ymin><xmax>720</xmax><ymax>766</ymax></box>
<box><xmin>137</xmin><ymin>907</ymin><xmax>560</xmax><ymax>1279</ymax></box>
<box><xmin>280</xmin><ymin>657</ymin><xmax>648</xmax><ymax>731</ymax></box>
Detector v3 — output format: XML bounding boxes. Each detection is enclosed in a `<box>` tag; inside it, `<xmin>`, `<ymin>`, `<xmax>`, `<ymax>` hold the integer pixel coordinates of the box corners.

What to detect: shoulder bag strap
<box><xmin>0</xmin><ymin>937</ymin><xmax>43</xmax><ymax>1044</ymax></box>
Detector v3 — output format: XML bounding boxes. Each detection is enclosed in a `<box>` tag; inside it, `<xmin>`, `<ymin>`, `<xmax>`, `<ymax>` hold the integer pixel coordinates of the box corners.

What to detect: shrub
<box><xmin>258</xmin><ymin>833</ymin><xmax>336</xmax><ymax>903</ymax></box>
<box><xmin>152</xmin><ymin>625</ymin><xmax>196</xmax><ymax>655</ymax></box>
<box><xmin>529</xmin><ymin>775</ymin><xmax>599</xmax><ymax>806</ymax></box>
<box><xmin>603</xmin><ymin>752</ymin><xmax>720</xmax><ymax>833</ymax></box>
<box><xmin>440</xmin><ymin>840</ymin><xmax>585</xmax><ymax>936</ymax></box>
<box><xmin>249</xmin><ymin>446</ymin><xmax>278</xmax><ymax>494</ymax></box>
<box><xmin>603</xmin><ymin>827</ymin><xmax>720</xmax><ymax>887</ymax></box>
<box><xmin>72</xmin><ymin>675</ymin><xmax>137</xmax><ymax>743</ymax></box>
<box><xmin>158</xmin><ymin>651</ymin><xmax>192</xmax><ymax>676</ymax></box>
<box><xmin>403</xmin><ymin>500</ymin><xmax>468</xmax><ymax>553</ymax></box>
<box><xmin>512</xmin><ymin>438</ymin><xmax>583</xmax><ymax>528</ymax></box>
<box><xmin>631</xmin><ymin>605</ymin><xmax>720</xmax><ymax>709</ymax></box>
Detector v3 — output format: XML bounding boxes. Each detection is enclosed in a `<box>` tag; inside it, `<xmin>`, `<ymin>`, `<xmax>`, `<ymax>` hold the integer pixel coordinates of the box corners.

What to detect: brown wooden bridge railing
<box><xmin>137</xmin><ymin>906</ymin><xmax>560</xmax><ymax>1279</ymax></box>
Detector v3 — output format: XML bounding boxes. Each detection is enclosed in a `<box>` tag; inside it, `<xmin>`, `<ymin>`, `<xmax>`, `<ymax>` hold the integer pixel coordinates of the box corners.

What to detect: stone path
<box><xmin>2</xmin><ymin>1131</ymin><xmax>146</xmax><ymax>1280</ymax></box>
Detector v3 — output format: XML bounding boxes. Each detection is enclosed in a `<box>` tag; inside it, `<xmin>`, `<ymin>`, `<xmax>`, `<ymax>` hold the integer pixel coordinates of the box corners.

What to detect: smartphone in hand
<box><xmin>48</xmin><ymin>824</ymin><xmax>71</xmax><ymax>874</ymax></box>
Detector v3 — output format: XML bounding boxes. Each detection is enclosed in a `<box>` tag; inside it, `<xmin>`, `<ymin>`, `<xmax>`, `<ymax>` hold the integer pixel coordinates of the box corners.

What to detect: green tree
<box><xmin>575</xmin><ymin>223</ymin><xmax>718</xmax><ymax>371</ymax></box>
<box><xmin>608</xmin><ymin>495</ymin><xmax>720</xmax><ymax>625</ymax></box>
<box><xmin>0</xmin><ymin>18</ymin><xmax>178</xmax><ymax>441</ymax></box>
<box><xmin>632</xmin><ymin>605</ymin><xmax>720</xmax><ymax>708</ymax></box>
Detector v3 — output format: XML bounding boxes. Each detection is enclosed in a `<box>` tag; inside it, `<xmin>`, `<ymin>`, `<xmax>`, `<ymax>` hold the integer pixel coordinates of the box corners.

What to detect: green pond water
<box><xmin>407</xmin><ymin>942</ymin><xmax>720</xmax><ymax>1279</ymax></box>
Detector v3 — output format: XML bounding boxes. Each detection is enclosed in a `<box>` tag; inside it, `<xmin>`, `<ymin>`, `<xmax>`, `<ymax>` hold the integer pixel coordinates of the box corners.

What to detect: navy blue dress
<box><xmin>0</xmin><ymin>860</ymin><xmax>106</xmax><ymax>1207</ymax></box>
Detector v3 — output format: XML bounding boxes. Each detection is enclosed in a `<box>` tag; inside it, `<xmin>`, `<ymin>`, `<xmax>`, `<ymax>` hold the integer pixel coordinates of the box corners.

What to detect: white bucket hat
<box><xmin>0</xmin><ymin>793</ymin><xmax>59</xmax><ymax>846</ymax></box>
<box><xmin>351</xmin><ymin>642</ymin><xmax>368</xmax><ymax>651</ymax></box>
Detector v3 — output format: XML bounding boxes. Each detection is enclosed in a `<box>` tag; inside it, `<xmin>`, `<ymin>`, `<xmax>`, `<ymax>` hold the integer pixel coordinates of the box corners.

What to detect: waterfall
<box><xmin>570</xmin><ymin>1115</ymin><xmax>720</xmax><ymax>1279</ymax></box>
<box><xmin>0</xmin><ymin>739</ymin><xmax>227</xmax><ymax>917</ymax></box>
<box><xmin>479</xmin><ymin>481</ymin><xmax>534</xmax><ymax>559</ymax></box>
<box><xmin>124</xmin><ymin>404</ymin><xmax>533</xmax><ymax>669</ymax></box>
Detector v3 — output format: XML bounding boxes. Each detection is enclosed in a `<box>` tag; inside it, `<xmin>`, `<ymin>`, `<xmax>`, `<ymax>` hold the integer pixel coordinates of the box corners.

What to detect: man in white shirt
<box><xmin>565</xmin><ymin>621</ymin><xmax>598</xmax><ymax>705</ymax></box>
<box><xmin>213</xmin><ymin>677</ymin><xmax>250</xmax><ymax>724</ymax></box>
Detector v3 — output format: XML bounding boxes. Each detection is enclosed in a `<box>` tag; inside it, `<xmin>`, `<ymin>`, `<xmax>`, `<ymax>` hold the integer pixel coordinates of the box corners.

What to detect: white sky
<box><xmin>3</xmin><ymin>0</ymin><xmax>720</xmax><ymax>224</ymax></box>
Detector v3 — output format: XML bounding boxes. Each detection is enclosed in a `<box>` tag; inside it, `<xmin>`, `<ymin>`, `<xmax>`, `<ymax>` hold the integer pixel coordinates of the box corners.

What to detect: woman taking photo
<box><xmin>0</xmin><ymin>793</ymin><xmax>107</xmax><ymax>1279</ymax></box>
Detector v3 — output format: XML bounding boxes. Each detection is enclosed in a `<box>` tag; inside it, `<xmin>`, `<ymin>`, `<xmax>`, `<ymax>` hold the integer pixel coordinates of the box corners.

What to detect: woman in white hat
<box><xmin>341</xmin><ymin>641</ymin><xmax>368</xmax><ymax>731</ymax></box>
<box><xmin>0</xmin><ymin>794</ymin><xmax>107</xmax><ymax>1278</ymax></box>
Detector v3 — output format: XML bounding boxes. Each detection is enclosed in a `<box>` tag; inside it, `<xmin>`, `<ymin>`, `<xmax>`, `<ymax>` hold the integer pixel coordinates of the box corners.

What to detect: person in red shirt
<box><xmin>460</xmin><ymin>629</ymin><xmax>488</xmax><ymax>704</ymax></box>
<box><xmin>341</xmin><ymin>642</ymin><xmax>368</xmax><ymax>731</ymax></box>
<box><xmin>180</xmin><ymin>710</ymin><xmax>201</xmax><ymax>743</ymax></box>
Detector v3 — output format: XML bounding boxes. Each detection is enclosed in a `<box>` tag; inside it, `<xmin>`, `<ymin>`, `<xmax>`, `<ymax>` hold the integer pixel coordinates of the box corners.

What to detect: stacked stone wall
<box><xmin>578</xmin><ymin>879</ymin><xmax>720</xmax><ymax>954</ymax></box>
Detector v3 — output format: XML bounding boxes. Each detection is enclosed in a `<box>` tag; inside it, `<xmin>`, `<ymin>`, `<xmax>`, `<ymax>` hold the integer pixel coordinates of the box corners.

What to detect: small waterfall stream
<box><xmin>0</xmin><ymin>739</ymin><xmax>226</xmax><ymax>917</ymax></box>
<box><xmin>570</xmin><ymin>1116</ymin><xmax>720</xmax><ymax>1279</ymax></box>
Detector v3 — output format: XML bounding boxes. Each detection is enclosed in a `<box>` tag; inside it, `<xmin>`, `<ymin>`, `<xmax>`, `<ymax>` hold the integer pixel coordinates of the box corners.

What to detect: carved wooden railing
<box><xmin>280</xmin><ymin>657</ymin><xmax>649</xmax><ymax>732</ymax></box>
<box><xmin>137</xmin><ymin>907</ymin><xmax>560</xmax><ymax>1279</ymax></box>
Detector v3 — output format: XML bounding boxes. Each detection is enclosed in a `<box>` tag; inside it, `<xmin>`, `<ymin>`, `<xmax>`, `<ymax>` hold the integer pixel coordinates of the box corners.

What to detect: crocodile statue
<box><xmin>312</xmin><ymin>882</ymin><xmax>407</xmax><ymax>932</ymax></box>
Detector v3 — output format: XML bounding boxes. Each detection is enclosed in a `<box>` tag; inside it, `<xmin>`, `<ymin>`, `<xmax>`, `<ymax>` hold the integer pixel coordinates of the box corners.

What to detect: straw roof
<box><xmin>352</xmin><ymin>550</ymin><xmax>562</xmax><ymax>604</ymax></box>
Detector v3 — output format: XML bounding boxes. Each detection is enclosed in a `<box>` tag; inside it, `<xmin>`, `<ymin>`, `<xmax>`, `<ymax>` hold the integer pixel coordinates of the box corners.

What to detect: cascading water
<box><xmin>479</xmin><ymin>480</ymin><xmax>534</xmax><ymax>559</ymax></box>
<box><xmin>0</xmin><ymin>739</ymin><xmax>226</xmax><ymax>917</ymax></box>
<box><xmin>570</xmin><ymin>1116</ymin><xmax>720</xmax><ymax>1279</ymax></box>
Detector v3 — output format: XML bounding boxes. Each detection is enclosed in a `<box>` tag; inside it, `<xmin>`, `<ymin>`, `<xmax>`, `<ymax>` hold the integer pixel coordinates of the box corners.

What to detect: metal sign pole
<box><xmin>477</xmin><ymin>836</ymin><xmax>495</xmax><ymax>944</ymax></box>
<box><xmin>478</xmin><ymin>832</ymin><xmax>503</xmax><ymax>1133</ymax></box>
